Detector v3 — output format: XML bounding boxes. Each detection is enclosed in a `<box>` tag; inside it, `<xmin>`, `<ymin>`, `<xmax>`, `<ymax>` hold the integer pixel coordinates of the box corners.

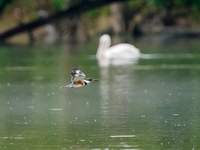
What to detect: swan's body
<box><xmin>96</xmin><ymin>34</ymin><xmax>140</xmax><ymax>59</ymax></box>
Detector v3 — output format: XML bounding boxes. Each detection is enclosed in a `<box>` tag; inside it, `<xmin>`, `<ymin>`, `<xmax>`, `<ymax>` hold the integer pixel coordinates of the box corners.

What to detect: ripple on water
<box><xmin>14</xmin><ymin>137</ymin><xmax>24</xmax><ymax>140</ymax></box>
<box><xmin>110</xmin><ymin>135</ymin><xmax>136</xmax><ymax>138</ymax></box>
<box><xmin>49</xmin><ymin>108</ymin><xmax>62</xmax><ymax>111</ymax></box>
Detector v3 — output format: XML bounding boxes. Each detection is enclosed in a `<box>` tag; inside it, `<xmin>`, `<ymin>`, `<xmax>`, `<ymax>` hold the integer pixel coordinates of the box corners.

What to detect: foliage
<box><xmin>145</xmin><ymin>0</ymin><xmax>200</xmax><ymax>20</ymax></box>
<box><xmin>0</xmin><ymin>0</ymin><xmax>8</xmax><ymax>6</ymax></box>
<box><xmin>0</xmin><ymin>0</ymin><xmax>12</xmax><ymax>16</ymax></box>
<box><xmin>147</xmin><ymin>0</ymin><xmax>200</xmax><ymax>13</ymax></box>
<box><xmin>49</xmin><ymin>0</ymin><xmax>67</xmax><ymax>10</ymax></box>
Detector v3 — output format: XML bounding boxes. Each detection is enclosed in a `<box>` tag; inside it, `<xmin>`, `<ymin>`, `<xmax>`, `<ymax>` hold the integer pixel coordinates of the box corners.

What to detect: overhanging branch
<box><xmin>0</xmin><ymin>0</ymin><xmax>125</xmax><ymax>40</ymax></box>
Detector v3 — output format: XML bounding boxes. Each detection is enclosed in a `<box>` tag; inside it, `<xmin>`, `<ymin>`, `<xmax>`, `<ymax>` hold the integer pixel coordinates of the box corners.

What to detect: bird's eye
<box><xmin>78</xmin><ymin>71</ymin><xmax>82</xmax><ymax>74</ymax></box>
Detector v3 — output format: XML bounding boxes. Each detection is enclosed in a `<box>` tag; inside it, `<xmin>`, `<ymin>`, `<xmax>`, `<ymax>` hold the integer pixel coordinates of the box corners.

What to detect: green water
<box><xmin>1</xmin><ymin>38</ymin><xmax>200</xmax><ymax>150</ymax></box>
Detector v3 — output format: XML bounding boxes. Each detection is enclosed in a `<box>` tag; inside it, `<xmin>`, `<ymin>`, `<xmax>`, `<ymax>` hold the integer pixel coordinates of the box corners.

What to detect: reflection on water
<box><xmin>97</xmin><ymin>57</ymin><xmax>139</xmax><ymax>67</ymax></box>
<box><xmin>0</xmin><ymin>39</ymin><xmax>200</xmax><ymax>149</ymax></box>
<box><xmin>99</xmin><ymin>66</ymin><xmax>133</xmax><ymax>127</ymax></box>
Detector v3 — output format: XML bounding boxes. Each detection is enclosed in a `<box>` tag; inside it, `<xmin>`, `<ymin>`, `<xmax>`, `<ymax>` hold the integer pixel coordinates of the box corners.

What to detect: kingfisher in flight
<box><xmin>61</xmin><ymin>67</ymin><xmax>98</xmax><ymax>88</ymax></box>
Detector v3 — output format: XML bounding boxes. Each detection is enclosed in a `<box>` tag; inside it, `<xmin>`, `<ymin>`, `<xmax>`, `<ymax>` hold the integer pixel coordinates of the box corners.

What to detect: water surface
<box><xmin>0</xmin><ymin>38</ymin><xmax>200</xmax><ymax>150</ymax></box>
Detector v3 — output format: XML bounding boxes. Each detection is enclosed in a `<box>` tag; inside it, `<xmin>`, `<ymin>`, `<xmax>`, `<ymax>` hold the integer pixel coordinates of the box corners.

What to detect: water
<box><xmin>0</xmin><ymin>38</ymin><xmax>200</xmax><ymax>150</ymax></box>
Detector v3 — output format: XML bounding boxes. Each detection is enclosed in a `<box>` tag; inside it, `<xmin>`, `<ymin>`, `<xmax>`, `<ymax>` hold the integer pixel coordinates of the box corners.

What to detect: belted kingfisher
<box><xmin>61</xmin><ymin>67</ymin><xmax>98</xmax><ymax>88</ymax></box>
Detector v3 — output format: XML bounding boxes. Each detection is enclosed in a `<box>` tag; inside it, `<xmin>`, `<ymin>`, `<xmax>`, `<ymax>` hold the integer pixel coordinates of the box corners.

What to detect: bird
<box><xmin>96</xmin><ymin>34</ymin><xmax>141</xmax><ymax>59</ymax></box>
<box><xmin>61</xmin><ymin>67</ymin><xmax>98</xmax><ymax>88</ymax></box>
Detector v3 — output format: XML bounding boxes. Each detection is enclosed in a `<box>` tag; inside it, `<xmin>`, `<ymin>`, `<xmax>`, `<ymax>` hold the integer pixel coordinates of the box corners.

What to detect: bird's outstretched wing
<box><xmin>71</xmin><ymin>67</ymin><xmax>86</xmax><ymax>83</ymax></box>
<box><xmin>61</xmin><ymin>83</ymin><xmax>74</xmax><ymax>88</ymax></box>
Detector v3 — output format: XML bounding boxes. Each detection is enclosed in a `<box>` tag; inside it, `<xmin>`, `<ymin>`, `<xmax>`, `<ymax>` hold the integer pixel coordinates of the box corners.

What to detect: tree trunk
<box><xmin>110</xmin><ymin>2</ymin><xmax>126</xmax><ymax>35</ymax></box>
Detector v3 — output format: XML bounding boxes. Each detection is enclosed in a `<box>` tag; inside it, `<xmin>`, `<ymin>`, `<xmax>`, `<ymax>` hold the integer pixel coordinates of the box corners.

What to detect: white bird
<box><xmin>96</xmin><ymin>34</ymin><xmax>141</xmax><ymax>59</ymax></box>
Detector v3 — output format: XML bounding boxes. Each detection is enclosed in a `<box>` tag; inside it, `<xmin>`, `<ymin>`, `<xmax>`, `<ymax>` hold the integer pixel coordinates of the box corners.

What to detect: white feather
<box><xmin>96</xmin><ymin>34</ymin><xmax>140</xmax><ymax>59</ymax></box>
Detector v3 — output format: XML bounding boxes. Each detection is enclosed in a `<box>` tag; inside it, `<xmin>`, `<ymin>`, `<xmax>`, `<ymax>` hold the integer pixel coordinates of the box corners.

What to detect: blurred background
<box><xmin>1</xmin><ymin>0</ymin><xmax>200</xmax><ymax>150</ymax></box>
<box><xmin>0</xmin><ymin>0</ymin><xmax>200</xmax><ymax>44</ymax></box>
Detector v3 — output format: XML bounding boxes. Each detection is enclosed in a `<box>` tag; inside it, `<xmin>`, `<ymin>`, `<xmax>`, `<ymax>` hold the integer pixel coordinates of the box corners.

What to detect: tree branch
<box><xmin>0</xmin><ymin>0</ymin><xmax>125</xmax><ymax>41</ymax></box>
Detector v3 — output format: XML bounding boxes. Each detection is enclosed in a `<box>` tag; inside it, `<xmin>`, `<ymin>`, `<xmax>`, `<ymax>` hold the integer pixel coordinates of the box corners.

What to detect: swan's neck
<box><xmin>96</xmin><ymin>39</ymin><xmax>111</xmax><ymax>59</ymax></box>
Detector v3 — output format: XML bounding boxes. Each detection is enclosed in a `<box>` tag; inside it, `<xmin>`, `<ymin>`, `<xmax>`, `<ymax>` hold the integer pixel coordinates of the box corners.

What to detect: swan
<box><xmin>96</xmin><ymin>34</ymin><xmax>141</xmax><ymax>59</ymax></box>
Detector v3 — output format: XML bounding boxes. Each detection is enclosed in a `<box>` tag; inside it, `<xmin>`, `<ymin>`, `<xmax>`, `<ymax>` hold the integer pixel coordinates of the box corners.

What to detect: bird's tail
<box><xmin>85</xmin><ymin>78</ymin><xmax>99</xmax><ymax>81</ymax></box>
